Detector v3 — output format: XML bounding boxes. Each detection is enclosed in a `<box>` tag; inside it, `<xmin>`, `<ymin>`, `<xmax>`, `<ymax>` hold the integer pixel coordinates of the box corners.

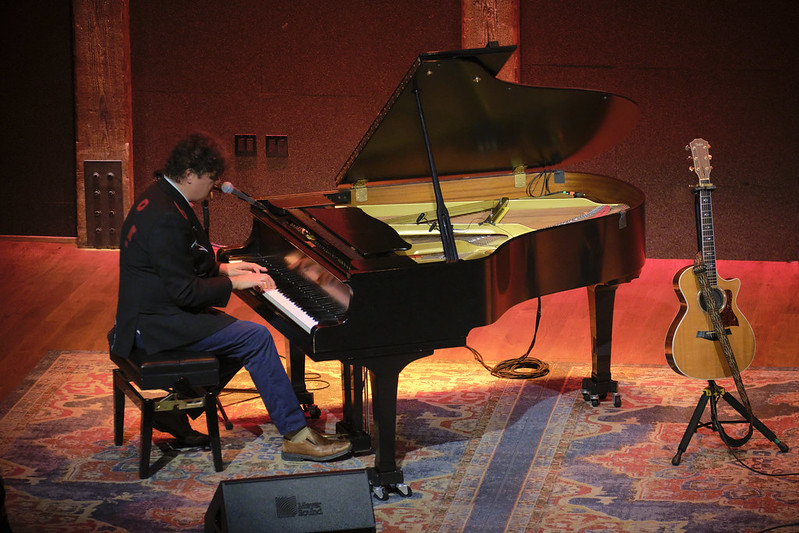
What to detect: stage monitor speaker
<box><xmin>204</xmin><ymin>469</ymin><xmax>376</xmax><ymax>532</ymax></box>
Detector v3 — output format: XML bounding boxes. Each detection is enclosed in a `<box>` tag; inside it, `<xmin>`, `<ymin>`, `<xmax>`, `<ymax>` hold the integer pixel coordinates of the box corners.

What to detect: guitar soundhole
<box><xmin>697</xmin><ymin>288</ymin><xmax>739</xmax><ymax>327</ymax></box>
<box><xmin>698</xmin><ymin>287</ymin><xmax>725</xmax><ymax>314</ymax></box>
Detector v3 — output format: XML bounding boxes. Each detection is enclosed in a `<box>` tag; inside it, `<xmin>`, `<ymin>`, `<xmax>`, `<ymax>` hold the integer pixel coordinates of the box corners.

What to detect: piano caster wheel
<box><xmin>372</xmin><ymin>485</ymin><xmax>389</xmax><ymax>501</ymax></box>
<box><xmin>581</xmin><ymin>390</ymin><xmax>606</xmax><ymax>403</ymax></box>
<box><xmin>588</xmin><ymin>392</ymin><xmax>605</xmax><ymax>407</ymax></box>
<box><xmin>581</xmin><ymin>378</ymin><xmax>620</xmax><ymax>408</ymax></box>
<box><xmin>613</xmin><ymin>393</ymin><xmax>622</xmax><ymax>408</ymax></box>
<box><xmin>583</xmin><ymin>392</ymin><xmax>620</xmax><ymax>407</ymax></box>
<box><xmin>395</xmin><ymin>483</ymin><xmax>412</xmax><ymax>497</ymax></box>
<box><xmin>303</xmin><ymin>404</ymin><xmax>321</xmax><ymax>419</ymax></box>
<box><xmin>371</xmin><ymin>483</ymin><xmax>412</xmax><ymax>500</ymax></box>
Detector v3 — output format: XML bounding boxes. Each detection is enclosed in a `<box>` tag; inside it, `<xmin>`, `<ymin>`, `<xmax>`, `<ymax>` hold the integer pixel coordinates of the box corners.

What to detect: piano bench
<box><xmin>111</xmin><ymin>349</ymin><xmax>226</xmax><ymax>478</ymax></box>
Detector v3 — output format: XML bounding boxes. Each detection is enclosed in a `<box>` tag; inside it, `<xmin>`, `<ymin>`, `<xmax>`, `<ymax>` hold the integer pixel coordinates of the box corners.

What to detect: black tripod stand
<box><xmin>672</xmin><ymin>379</ymin><xmax>789</xmax><ymax>465</ymax></box>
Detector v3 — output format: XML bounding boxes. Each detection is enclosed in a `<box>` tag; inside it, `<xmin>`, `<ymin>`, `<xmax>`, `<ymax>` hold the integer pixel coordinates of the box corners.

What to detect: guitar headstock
<box><xmin>687</xmin><ymin>138</ymin><xmax>712</xmax><ymax>185</ymax></box>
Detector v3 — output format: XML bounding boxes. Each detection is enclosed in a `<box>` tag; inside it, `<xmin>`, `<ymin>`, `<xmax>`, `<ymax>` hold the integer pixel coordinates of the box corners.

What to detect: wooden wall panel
<box><xmin>73</xmin><ymin>0</ymin><xmax>133</xmax><ymax>247</ymax></box>
<box><xmin>461</xmin><ymin>0</ymin><xmax>520</xmax><ymax>82</ymax></box>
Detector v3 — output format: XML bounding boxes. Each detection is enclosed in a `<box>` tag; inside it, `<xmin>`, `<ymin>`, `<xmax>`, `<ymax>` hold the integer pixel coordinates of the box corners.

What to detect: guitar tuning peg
<box><xmin>708</xmin><ymin>154</ymin><xmax>713</xmax><ymax>160</ymax></box>
<box><xmin>689</xmin><ymin>166</ymin><xmax>695</xmax><ymax>172</ymax></box>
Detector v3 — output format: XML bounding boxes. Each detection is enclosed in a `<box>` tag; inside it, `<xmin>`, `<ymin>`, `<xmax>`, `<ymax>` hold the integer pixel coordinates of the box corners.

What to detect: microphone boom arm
<box><xmin>219</xmin><ymin>181</ymin><xmax>286</xmax><ymax>216</ymax></box>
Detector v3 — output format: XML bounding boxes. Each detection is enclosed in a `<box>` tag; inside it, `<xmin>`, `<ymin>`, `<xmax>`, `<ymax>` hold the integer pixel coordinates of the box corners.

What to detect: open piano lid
<box><xmin>335</xmin><ymin>45</ymin><xmax>639</xmax><ymax>186</ymax></box>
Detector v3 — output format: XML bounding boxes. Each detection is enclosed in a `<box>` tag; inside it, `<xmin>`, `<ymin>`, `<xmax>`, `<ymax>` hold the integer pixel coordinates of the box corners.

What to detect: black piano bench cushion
<box><xmin>111</xmin><ymin>349</ymin><xmax>220</xmax><ymax>391</ymax></box>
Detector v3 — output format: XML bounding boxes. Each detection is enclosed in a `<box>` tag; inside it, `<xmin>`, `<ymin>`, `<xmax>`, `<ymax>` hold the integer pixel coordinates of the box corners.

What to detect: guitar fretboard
<box><xmin>698</xmin><ymin>188</ymin><xmax>717</xmax><ymax>287</ymax></box>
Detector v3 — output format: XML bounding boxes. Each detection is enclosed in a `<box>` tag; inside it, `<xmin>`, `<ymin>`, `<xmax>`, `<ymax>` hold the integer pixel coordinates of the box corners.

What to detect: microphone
<box><xmin>220</xmin><ymin>181</ymin><xmax>256</xmax><ymax>205</ymax></box>
<box><xmin>218</xmin><ymin>181</ymin><xmax>286</xmax><ymax>216</ymax></box>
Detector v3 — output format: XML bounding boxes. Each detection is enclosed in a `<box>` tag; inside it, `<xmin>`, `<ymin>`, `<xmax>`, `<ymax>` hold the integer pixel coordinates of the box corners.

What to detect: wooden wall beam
<box><xmin>460</xmin><ymin>0</ymin><xmax>520</xmax><ymax>82</ymax></box>
<box><xmin>73</xmin><ymin>0</ymin><xmax>133</xmax><ymax>247</ymax></box>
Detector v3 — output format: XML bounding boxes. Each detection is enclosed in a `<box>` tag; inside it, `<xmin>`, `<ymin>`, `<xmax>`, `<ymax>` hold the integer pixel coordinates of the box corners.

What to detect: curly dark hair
<box><xmin>163</xmin><ymin>133</ymin><xmax>226</xmax><ymax>182</ymax></box>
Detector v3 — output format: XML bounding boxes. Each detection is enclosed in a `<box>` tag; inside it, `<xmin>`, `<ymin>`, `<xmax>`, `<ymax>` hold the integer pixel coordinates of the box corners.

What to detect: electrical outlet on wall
<box><xmin>265</xmin><ymin>135</ymin><xmax>288</xmax><ymax>157</ymax></box>
<box><xmin>234</xmin><ymin>134</ymin><xmax>257</xmax><ymax>156</ymax></box>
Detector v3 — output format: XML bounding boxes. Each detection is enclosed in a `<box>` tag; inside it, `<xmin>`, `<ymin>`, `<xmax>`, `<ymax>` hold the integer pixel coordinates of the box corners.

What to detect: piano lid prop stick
<box><xmin>412</xmin><ymin>79</ymin><xmax>458</xmax><ymax>262</ymax></box>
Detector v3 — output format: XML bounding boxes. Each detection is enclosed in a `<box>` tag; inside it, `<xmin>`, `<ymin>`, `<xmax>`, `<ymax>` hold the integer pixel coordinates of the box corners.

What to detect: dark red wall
<box><xmin>126</xmin><ymin>2</ymin><xmax>797</xmax><ymax>261</ymax></box>
<box><xmin>0</xmin><ymin>1</ymin><xmax>76</xmax><ymax>237</ymax></box>
<box><xmin>130</xmin><ymin>1</ymin><xmax>462</xmax><ymax>249</ymax></box>
<box><xmin>516</xmin><ymin>2</ymin><xmax>798</xmax><ymax>261</ymax></box>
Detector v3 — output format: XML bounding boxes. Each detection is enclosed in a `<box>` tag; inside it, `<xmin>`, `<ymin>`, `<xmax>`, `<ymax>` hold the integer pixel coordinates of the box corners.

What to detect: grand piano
<box><xmin>219</xmin><ymin>45</ymin><xmax>645</xmax><ymax>499</ymax></box>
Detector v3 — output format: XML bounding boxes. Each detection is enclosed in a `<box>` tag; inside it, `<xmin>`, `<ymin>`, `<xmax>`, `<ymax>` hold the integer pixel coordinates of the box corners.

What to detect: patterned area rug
<box><xmin>1</xmin><ymin>351</ymin><xmax>798</xmax><ymax>532</ymax></box>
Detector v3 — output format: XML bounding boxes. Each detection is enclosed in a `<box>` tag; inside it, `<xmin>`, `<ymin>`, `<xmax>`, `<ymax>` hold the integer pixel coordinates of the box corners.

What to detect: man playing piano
<box><xmin>109</xmin><ymin>133</ymin><xmax>351</xmax><ymax>462</ymax></box>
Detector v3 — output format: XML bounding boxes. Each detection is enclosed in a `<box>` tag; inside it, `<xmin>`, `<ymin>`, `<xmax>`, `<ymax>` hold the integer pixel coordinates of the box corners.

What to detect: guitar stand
<box><xmin>672</xmin><ymin>380</ymin><xmax>788</xmax><ymax>466</ymax></box>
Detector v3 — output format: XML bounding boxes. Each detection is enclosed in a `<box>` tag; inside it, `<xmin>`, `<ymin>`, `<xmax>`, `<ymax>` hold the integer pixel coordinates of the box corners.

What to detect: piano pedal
<box><xmin>335</xmin><ymin>426</ymin><xmax>372</xmax><ymax>454</ymax></box>
<box><xmin>302</xmin><ymin>403</ymin><xmax>321</xmax><ymax>419</ymax></box>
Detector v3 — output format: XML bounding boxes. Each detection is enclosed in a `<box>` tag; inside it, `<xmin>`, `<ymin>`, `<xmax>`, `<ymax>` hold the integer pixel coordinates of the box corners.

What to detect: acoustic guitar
<box><xmin>665</xmin><ymin>138</ymin><xmax>756</xmax><ymax>380</ymax></box>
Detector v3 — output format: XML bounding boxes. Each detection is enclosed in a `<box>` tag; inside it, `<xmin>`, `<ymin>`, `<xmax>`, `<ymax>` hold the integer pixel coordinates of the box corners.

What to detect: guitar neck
<box><xmin>688</xmin><ymin>138</ymin><xmax>718</xmax><ymax>287</ymax></box>
<box><xmin>697</xmin><ymin>186</ymin><xmax>718</xmax><ymax>287</ymax></box>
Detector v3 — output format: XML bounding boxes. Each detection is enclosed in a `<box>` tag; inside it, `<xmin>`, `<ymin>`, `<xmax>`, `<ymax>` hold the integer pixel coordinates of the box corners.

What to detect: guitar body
<box><xmin>666</xmin><ymin>265</ymin><xmax>756</xmax><ymax>380</ymax></box>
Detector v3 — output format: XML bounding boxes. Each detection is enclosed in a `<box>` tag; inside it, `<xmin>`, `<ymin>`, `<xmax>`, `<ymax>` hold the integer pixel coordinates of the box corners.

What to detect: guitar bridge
<box><xmin>696</xmin><ymin>328</ymin><xmax>732</xmax><ymax>341</ymax></box>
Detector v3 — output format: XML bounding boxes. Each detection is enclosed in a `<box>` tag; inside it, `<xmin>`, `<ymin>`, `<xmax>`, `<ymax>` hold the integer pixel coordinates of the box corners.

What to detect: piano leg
<box><xmin>286</xmin><ymin>342</ymin><xmax>320</xmax><ymax>418</ymax></box>
<box><xmin>583</xmin><ymin>283</ymin><xmax>622</xmax><ymax>408</ymax></box>
<box><xmin>346</xmin><ymin>350</ymin><xmax>431</xmax><ymax>500</ymax></box>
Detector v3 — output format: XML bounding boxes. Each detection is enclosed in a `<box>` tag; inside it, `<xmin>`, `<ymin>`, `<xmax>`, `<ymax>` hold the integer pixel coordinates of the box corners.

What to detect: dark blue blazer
<box><xmin>110</xmin><ymin>178</ymin><xmax>235</xmax><ymax>357</ymax></box>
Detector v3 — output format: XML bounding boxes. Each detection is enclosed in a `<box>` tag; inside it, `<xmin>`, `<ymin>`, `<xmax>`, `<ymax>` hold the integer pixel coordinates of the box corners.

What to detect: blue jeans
<box><xmin>182</xmin><ymin>320</ymin><xmax>307</xmax><ymax>435</ymax></box>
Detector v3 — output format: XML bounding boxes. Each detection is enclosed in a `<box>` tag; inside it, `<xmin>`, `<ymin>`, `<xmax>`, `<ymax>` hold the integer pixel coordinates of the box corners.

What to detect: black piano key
<box><xmin>245</xmin><ymin>255</ymin><xmax>347</xmax><ymax>323</ymax></box>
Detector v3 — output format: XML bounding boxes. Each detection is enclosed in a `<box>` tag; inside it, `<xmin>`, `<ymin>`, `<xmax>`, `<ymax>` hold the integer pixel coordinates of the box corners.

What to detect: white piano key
<box><xmin>262</xmin><ymin>288</ymin><xmax>318</xmax><ymax>333</ymax></box>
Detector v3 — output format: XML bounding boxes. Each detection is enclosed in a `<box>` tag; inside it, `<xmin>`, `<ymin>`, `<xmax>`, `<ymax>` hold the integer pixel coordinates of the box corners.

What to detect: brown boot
<box><xmin>281</xmin><ymin>427</ymin><xmax>352</xmax><ymax>462</ymax></box>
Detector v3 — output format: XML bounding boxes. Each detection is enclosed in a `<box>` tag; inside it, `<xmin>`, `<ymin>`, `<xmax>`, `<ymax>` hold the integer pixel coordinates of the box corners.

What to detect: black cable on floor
<box><xmin>468</xmin><ymin>297</ymin><xmax>550</xmax><ymax>380</ymax></box>
<box><xmin>710</xmin><ymin>394</ymin><xmax>799</xmax><ymax>478</ymax></box>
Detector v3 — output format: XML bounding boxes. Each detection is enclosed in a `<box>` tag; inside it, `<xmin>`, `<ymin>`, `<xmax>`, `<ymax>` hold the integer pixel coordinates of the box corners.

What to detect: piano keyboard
<box><xmin>246</xmin><ymin>256</ymin><xmax>349</xmax><ymax>333</ymax></box>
